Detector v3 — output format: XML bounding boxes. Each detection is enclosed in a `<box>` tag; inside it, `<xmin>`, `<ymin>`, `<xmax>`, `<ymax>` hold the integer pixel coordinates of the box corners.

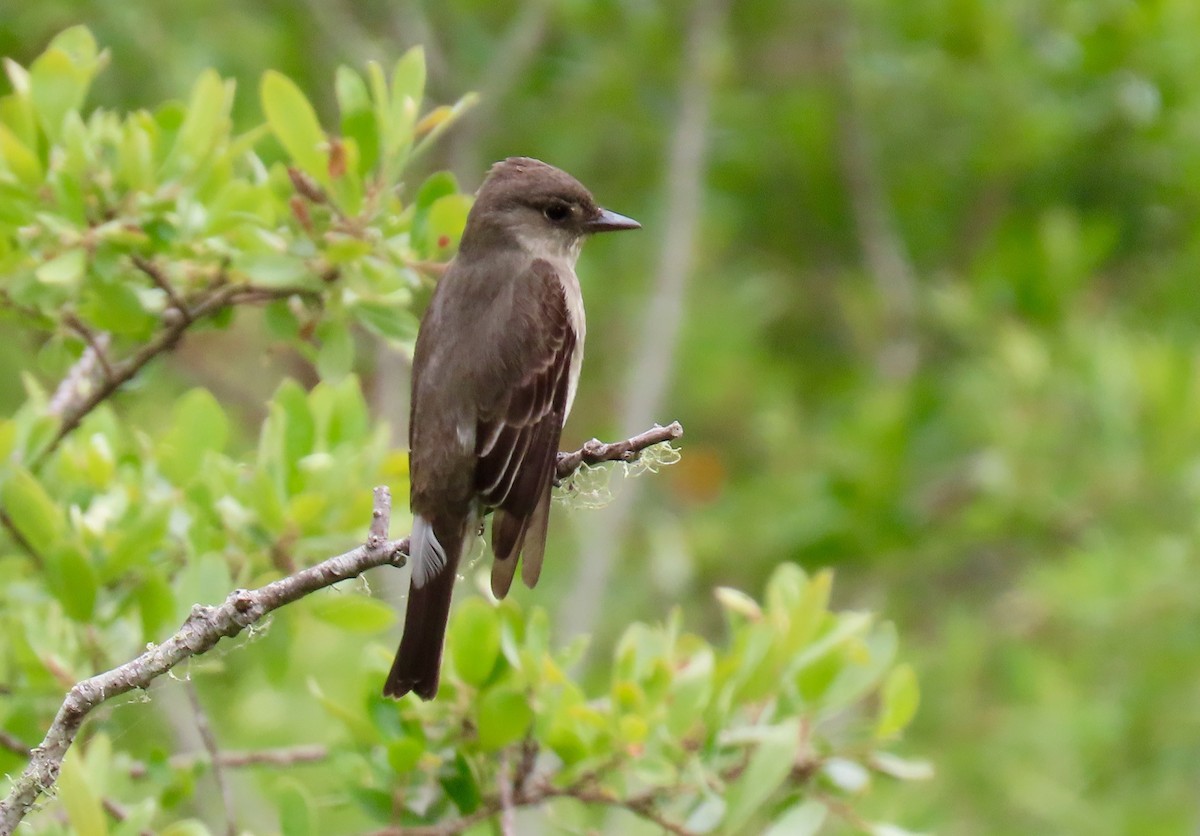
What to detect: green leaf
<box><xmin>2</xmin><ymin>466</ymin><xmax>63</xmax><ymax>552</ymax></box>
<box><xmin>476</xmin><ymin>686</ymin><xmax>534</xmax><ymax>752</ymax></box>
<box><xmin>315</xmin><ymin>319</ymin><xmax>354</xmax><ymax>382</ymax></box>
<box><xmin>309</xmin><ymin>679</ymin><xmax>375</xmax><ymax>743</ymax></box>
<box><xmin>261</xmin><ymin>379</ymin><xmax>317</xmax><ymax>496</ymax></box>
<box><xmin>277</xmin><ymin>779</ymin><xmax>316</xmax><ymax>836</ymax></box>
<box><xmin>171</xmin><ymin>68</ymin><xmax>230</xmax><ymax>166</ymax></box>
<box><xmin>308</xmin><ymin>592</ymin><xmax>396</xmax><ymax>633</ymax></box>
<box><xmin>352</xmin><ymin>300</ymin><xmax>419</xmax><ymax>345</ymax></box>
<box><xmin>28</xmin><ymin>27</ymin><xmax>103</xmax><ymax>140</ymax></box>
<box><xmin>390</xmin><ymin>47</ymin><xmax>425</xmax><ymax>135</ymax></box>
<box><xmin>763</xmin><ymin>801</ymin><xmax>828</xmax><ymax>836</ymax></box>
<box><xmin>684</xmin><ymin>796</ymin><xmax>727</xmax><ymax>834</ymax></box>
<box><xmin>159</xmin><ymin>389</ymin><xmax>230</xmax><ymax>484</ymax></box>
<box><xmin>721</xmin><ymin>721</ymin><xmax>801</xmax><ymax>833</ymax></box>
<box><xmin>78</xmin><ymin>278</ymin><xmax>156</xmax><ymax>337</ymax></box>
<box><xmin>440</xmin><ymin>751</ymin><xmax>482</xmax><ymax>813</ymax></box>
<box><xmin>36</xmin><ymin>248</ymin><xmax>87</xmax><ymax>287</ymax></box>
<box><xmin>261</xmin><ymin>70</ymin><xmax>328</xmax><ymax>186</ymax></box>
<box><xmin>822</xmin><ymin>621</ymin><xmax>897</xmax><ymax>709</ymax></box>
<box><xmin>58</xmin><ymin>746</ymin><xmax>108</xmax><ymax>836</ymax></box>
<box><xmin>386</xmin><ymin>737</ymin><xmax>424</xmax><ymax>773</ymax></box>
<box><xmin>159</xmin><ymin>821</ymin><xmax>212</xmax><ymax>836</ymax></box>
<box><xmin>415</xmin><ymin>170</ymin><xmax>459</xmax><ymax>210</ymax></box>
<box><xmin>450</xmin><ymin>597</ymin><xmax>501</xmax><ymax>687</ymax></box>
<box><xmin>234</xmin><ymin>252</ymin><xmax>317</xmax><ymax>289</ymax></box>
<box><xmin>324</xmin><ymin>374</ymin><xmax>369</xmax><ymax>446</ymax></box>
<box><xmin>0</xmin><ymin>123</ymin><xmax>42</xmax><ymax>185</ymax></box>
<box><xmin>666</xmin><ymin>647</ymin><xmax>713</xmax><ymax>736</ymax></box>
<box><xmin>349</xmin><ymin>787</ymin><xmax>394</xmax><ymax>823</ymax></box>
<box><xmin>421</xmin><ymin>194</ymin><xmax>471</xmax><ymax>257</ymax></box>
<box><xmin>138</xmin><ymin>570</ymin><xmax>176</xmax><ymax>641</ymax></box>
<box><xmin>336</xmin><ymin>66</ymin><xmax>378</xmax><ymax>175</ymax></box>
<box><xmin>875</xmin><ymin>662</ymin><xmax>920</xmax><ymax>739</ymax></box>
<box><xmin>0</xmin><ymin>60</ymin><xmax>37</xmax><ymax>145</ymax></box>
<box><xmin>335</xmin><ymin>65</ymin><xmax>370</xmax><ymax>115</ymax></box>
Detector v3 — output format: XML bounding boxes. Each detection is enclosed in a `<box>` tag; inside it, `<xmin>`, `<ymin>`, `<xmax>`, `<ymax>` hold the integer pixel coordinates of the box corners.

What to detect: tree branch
<box><xmin>0</xmin><ymin>732</ymin><xmax>30</xmax><ymax>758</ymax></box>
<box><xmin>36</xmin><ymin>276</ymin><xmax>317</xmax><ymax>467</ymax></box>
<box><xmin>184</xmin><ymin>682</ymin><xmax>236</xmax><ymax>836</ymax></box>
<box><xmin>366</xmin><ymin>776</ymin><xmax>695</xmax><ymax>836</ymax></box>
<box><xmin>126</xmin><ymin>744</ymin><xmax>331</xmax><ymax>779</ymax></box>
<box><xmin>0</xmin><ymin>426</ymin><xmax>682</xmax><ymax>835</ymax></box>
<box><xmin>554</xmin><ymin>421</ymin><xmax>682</xmax><ymax>480</ymax></box>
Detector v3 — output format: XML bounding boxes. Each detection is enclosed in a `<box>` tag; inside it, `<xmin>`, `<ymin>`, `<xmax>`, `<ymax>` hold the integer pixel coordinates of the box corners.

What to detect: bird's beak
<box><xmin>586</xmin><ymin>208</ymin><xmax>641</xmax><ymax>233</ymax></box>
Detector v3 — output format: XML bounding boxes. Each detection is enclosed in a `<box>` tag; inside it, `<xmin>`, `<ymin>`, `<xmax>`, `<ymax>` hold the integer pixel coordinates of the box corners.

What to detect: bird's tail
<box><xmin>383</xmin><ymin>514</ymin><xmax>465</xmax><ymax>700</ymax></box>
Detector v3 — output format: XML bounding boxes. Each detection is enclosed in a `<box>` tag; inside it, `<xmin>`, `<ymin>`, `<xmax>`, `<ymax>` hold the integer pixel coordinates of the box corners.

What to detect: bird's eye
<box><xmin>543</xmin><ymin>202</ymin><xmax>571</xmax><ymax>223</ymax></box>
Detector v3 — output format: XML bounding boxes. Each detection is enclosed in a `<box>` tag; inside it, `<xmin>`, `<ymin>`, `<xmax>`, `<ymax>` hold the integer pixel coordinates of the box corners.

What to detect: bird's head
<box><xmin>461</xmin><ymin>157</ymin><xmax>640</xmax><ymax>260</ymax></box>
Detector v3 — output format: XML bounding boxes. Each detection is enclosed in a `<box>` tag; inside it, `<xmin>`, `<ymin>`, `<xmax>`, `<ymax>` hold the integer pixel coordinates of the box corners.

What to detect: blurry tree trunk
<box><xmin>558</xmin><ymin>0</ymin><xmax>727</xmax><ymax>640</ymax></box>
<box><xmin>826</xmin><ymin>7</ymin><xmax>920</xmax><ymax>380</ymax></box>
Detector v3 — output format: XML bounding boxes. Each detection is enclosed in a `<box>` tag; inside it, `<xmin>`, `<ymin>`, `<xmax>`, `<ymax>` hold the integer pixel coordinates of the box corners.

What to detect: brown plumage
<box><xmin>383</xmin><ymin>158</ymin><xmax>639</xmax><ymax>700</ymax></box>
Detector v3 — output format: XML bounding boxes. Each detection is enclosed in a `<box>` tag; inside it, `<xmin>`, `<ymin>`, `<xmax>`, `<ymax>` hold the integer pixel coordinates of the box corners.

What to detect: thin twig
<box><xmin>185</xmin><ymin>682</ymin><xmax>236</xmax><ymax>836</ymax></box>
<box><xmin>498</xmin><ymin>750</ymin><xmax>515</xmax><ymax>836</ymax></box>
<box><xmin>126</xmin><ymin>744</ymin><xmax>330</xmax><ymax>779</ymax></box>
<box><xmin>555</xmin><ymin>421</ymin><xmax>683</xmax><ymax>480</ymax></box>
<box><xmin>62</xmin><ymin>316</ymin><xmax>115</xmax><ymax>381</ymax></box>
<box><xmin>365</xmin><ymin>777</ymin><xmax>695</xmax><ymax>836</ymax></box>
<box><xmin>100</xmin><ymin>795</ymin><xmax>155</xmax><ymax>836</ymax></box>
<box><xmin>132</xmin><ymin>255</ymin><xmax>191</xmax><ymax>322</ymax></box>
<box><xmin>37</xmin><ymin>281</ymin><xmax>315</xmax><ymax>466</ymax></box>
<box><xmin>0</xmin><ymin>731</ymin><xmax>30</xmax><ymax>758</ymax></box>
<box><xmin>0</xmin><ymin>425</ymin><xmax>682</xmax><ymax>835</ymax></box>
<box><xmin>46</xmin><ymin>329</ymin><xmax>111</xmax><ymax>422</ymax></box>
<box><xmin>0</xmin><ymin>510</ymin><xmax>43</xmax><ymax>568</ymax></box>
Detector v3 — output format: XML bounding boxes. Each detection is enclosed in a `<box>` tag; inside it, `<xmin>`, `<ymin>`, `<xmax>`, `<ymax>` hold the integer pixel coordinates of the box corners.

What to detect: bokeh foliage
<box><xmin>2</xmin><ymin>0</ymin><xmax>1199</xmax><ymax>832</ymax></box>
<box><xmin>0</xmin><ymin>25</ymin><xmax>921</xmax><ymax>835</ymax></box>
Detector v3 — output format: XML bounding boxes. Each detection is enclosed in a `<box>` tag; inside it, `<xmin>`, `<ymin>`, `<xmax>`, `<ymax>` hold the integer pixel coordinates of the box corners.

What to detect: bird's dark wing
<box><xmin>474</xmin><ymin>259</ymin><xmax>577</xmax><ymax>598</ymax></box>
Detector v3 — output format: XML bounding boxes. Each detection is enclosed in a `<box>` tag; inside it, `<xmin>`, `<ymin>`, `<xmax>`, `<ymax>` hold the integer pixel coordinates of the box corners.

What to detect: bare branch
<box><xmin>61</xmin><ymin>315</ymin><xmax>115</xmax><ymax>382</ymax></box>
<box><xmin>132</xmin><ymin>255</ymin><xmax>191</xmax><ymax>322</ymax></box>
<box><xmin>555</xmin><ymin>421</ymin><xmax>682</xmax><ymax>480</ymax></box>
<box><xmin>0</xmin><ymin>510</ymin><xmax>43</xmax><ymax>568</ymax></box>
<box><xmin>46</xmin><ymin>327</ymin><xmax>111</xmax><ymax>422</ymax></box>
<box><xmin>0</xmin><ymin>425</ymin><xmax>682</xmax><ymax>835</ymax></box>
<box><xmin>0</xmin><ymin>731</ymin><xmax>30</xmax><ymax>758</ymax></box>
<box><xmin>185</xmin><ymin>683</ymin><xmax>236</xmax><ymax>836</ymax></box>
<box><xmin>498</xmin><ymin>750</ymin><xmax>515</xmax><ymax>836</ymax></box>
<box><xmin>126</xmin><ymin>744</ymin><xmax>330</xmax><ymax>779</ymax></box>
<box><xmin>37</xmin><ymin>279</ymin><xmax>317</xmax><ymax>467</ymax></box>
<box><xmin>365</xmin><ymin>775</ymin><xmax>696</xmax><ymax>836</ymax></box>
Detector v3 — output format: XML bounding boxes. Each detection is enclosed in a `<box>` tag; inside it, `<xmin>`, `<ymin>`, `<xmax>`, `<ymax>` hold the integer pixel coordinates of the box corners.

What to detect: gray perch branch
<box><xmin>0</xmin><ymin>423</ymin><xmax>682</xmax><ymax>835</ymax></box>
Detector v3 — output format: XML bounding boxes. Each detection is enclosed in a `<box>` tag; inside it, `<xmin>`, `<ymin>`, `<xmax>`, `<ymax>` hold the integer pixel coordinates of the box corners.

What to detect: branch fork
<box><xmin>0</xmin><ymin>426</ymin><xmax>682</xmax><ymax>835</ymax></box>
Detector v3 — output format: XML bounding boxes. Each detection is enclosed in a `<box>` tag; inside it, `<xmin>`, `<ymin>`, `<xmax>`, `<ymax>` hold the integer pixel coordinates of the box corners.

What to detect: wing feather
<box><xmin>475</xmin><ymin>260</ymin><xmax>578</xmax><ymax>594</ymax></box>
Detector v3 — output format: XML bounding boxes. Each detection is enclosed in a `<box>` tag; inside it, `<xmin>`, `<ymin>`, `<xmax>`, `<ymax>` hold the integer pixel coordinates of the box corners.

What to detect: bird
<box><xmin>383</xmin><ymin>157</ymin><xmax>640</xmax><ymax>700</ymax></box>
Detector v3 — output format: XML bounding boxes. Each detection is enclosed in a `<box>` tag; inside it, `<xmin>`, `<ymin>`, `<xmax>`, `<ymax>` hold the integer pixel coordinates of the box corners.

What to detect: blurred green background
<box><xmin>4</xmin><ymin>0</ymin><xmax>1200</xmax><ymax>832</ymax></box>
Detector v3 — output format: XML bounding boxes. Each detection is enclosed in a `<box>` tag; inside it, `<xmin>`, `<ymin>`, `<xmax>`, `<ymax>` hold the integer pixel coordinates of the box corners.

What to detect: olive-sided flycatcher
<box><xmin>384</xmin><ymin>157</ymin><xmax>640</xmax><ymax>699</ymax></box>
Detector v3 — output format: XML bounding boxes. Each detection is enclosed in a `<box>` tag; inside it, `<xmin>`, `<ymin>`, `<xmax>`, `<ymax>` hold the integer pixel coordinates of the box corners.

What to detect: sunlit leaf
<box><xmin>476</xmin><ymin>686</ymin><xmax>534</xmax><ymax>751</ymax></box>
<box><xmin>2</xmin><ymin>466</ymin><xmax>63</xmax><ymax>552</ymax></box>
<box><xmin>875</xmin><ymin>663</ymin><xmax>920</xmax><ymax>739</ymax></box>
<box><xmin>450</xmin><ymin>597</ymin><xmax>501</xmax><ymax>687</ymax></box>
<box><xmin>261</xmin><ymin>70</ymin><xmax>327</xmax><ymax>185</ymax></box>
<box><xmin>57</xmin><ymin>748</ymin><xmax>108</xmax><ymax>836</ymax></box>
<box><xmin>308</xmin><ymin>592</ymin><xmax>396</xmax><ymax>633</ymax></box>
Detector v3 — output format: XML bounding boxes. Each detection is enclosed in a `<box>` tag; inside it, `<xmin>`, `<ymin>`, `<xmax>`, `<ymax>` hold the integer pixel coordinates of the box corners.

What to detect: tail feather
<box><xmin>520</xmin><ymin>484</ymin><xmax>552</xmax><ymax>589</ymax></box>
<box><xmin>490</xmin><ymin>510</ymin><xmax>528</xmax><ymax>599</ymax></box>
<box><xmin>384</xmin><ymin>515</ymin><xmax>466</xmax><ymax>700</ymax></box>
